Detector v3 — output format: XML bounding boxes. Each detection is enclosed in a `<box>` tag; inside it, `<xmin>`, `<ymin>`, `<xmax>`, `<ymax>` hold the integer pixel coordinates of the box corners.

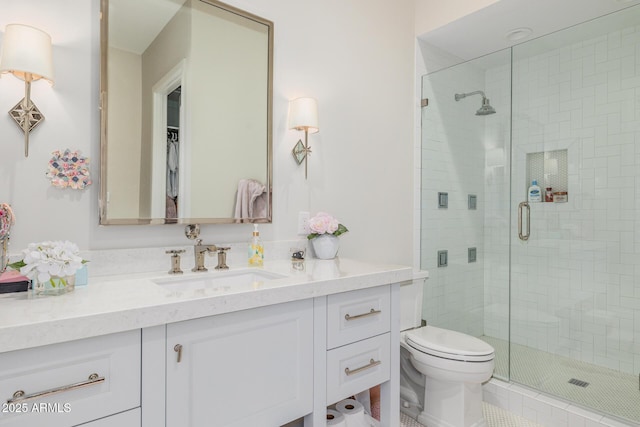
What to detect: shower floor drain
<box><xmin>568</xmin><ymin>378</ymin><xmax>590</xmax><ymax>388</ymax></box>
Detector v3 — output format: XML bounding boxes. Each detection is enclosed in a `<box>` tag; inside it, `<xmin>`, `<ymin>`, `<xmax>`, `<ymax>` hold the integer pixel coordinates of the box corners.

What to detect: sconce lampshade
<box><xmin>288</xmin><ymin>97</ymin><xmax>319</xmax><ymax>133</ymax></box>
<box><xmin>0</xmin><ymin>24</ymin><xmax>54</xmax><ymax>84</ymax></box>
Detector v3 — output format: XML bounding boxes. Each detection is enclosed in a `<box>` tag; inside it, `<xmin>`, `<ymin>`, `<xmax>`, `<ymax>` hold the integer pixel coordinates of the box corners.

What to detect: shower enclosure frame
<box><xmin>419</xmin><ymin>5</ymin><xmax>640</xmax><ymax>424</ymax></box>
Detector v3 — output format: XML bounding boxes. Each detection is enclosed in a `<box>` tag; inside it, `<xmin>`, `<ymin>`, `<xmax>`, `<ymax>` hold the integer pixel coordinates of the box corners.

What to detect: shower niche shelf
<box><xmin>526</xmin><ymin>149</ymin><xmax>568</xmax><ymax>202</ymax></box>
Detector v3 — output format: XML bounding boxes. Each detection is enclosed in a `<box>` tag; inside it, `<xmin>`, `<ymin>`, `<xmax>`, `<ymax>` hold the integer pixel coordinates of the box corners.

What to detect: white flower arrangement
<box><xmin>9</xmin><ymin>240</ymin><xmax>86</xmax><ymax>283</ymax></box>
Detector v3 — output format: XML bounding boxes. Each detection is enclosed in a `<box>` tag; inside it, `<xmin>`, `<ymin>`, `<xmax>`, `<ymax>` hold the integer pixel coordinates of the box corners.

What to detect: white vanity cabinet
<box><xmin>0</xmin><ymin>260</ymin><xmax>409</xmax><ymax>427</ymax></box>
<box><xmin>307</xmin><ymin>283</ymin><xmax>400</xmax><ymax>427</ymax></box>
<box><xmin>164</xmin><ymin>299</ymin><xmax>314</xmax><ymax>427</ymax></box>
<box><xmin>0</xmin><ymin>330</ymin><xmax>141</xmax><ymax>427</ymax></box>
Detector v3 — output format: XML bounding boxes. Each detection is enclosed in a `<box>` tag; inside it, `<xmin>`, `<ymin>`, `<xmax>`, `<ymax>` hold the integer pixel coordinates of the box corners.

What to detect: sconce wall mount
<box><xmin>288</xmin><ymin>97</ymin><xmax>318</xmax><ymax>179</ymax></box>
<box><xmin>0</xmin><ymin>24</ymin><xmax>54</xmax><ymax>157</ymax></box>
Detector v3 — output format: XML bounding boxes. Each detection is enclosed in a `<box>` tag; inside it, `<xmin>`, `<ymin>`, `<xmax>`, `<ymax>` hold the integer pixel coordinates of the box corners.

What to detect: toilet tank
<box><xmin>400</xmin><ymin>273</ymin><xmax>427</xmax><ymax>331</ymax></box>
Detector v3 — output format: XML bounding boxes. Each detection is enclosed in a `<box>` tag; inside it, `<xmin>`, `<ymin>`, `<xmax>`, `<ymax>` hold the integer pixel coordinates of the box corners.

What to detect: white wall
<box><xmin>0</xmin><ymin>0</ymin><xmax>95</xmax><ymax>250</ymax></box>
<box><xmin>0</xmin><ymin>0</ymin><xmax>415</xmax><ymax>266</ymax></box>
<box><xmin>414</xmin><ymin>0</ymin><xmax>499</xmax><ymax>36</ymax></box>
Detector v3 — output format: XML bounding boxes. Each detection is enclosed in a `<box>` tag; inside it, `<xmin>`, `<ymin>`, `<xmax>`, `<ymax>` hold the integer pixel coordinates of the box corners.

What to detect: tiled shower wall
<box><xmin>484</xmin><ymin>20</ymin><xmax>640</xmax><ymax>375</ymax></box>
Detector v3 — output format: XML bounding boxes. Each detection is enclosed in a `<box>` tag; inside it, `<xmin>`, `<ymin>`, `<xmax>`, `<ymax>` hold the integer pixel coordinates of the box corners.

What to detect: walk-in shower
<box><xmin>454</xmin><ymin>90</ymin><xmax>496</xmax><ymax>115</ymax></box>
<box><xmin>420</xmin><ymin>4</ymin><xmax>640</xmax><ymax>425</ymax></box>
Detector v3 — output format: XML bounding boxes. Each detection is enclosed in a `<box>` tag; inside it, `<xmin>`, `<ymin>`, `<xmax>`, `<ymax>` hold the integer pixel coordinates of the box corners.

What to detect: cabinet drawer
<box><xmin>0</xmin><ymin>330</ymin><xmax>141</xmax><ymax>427</ymax></box>
<box><xmin>326</xmin><ymin>333</ymin><xmax>390</xmax><ymax>405</ymax></box>
<box><xmin>75</xmin><ymin>408</ymin><xmax>140</xmax><ymax>426</ymax></box>
<box><xmin>327</xmin><ymin>285</ymin><xmax>390</xmax><ymax>349</ymax></box>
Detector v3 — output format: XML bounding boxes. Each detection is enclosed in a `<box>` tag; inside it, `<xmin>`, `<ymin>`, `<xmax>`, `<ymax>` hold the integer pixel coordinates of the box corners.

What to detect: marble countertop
<box><xmin>0</xmin><ymin>258</ymin><xmax>412</xmax><ymax>353</ymax></box>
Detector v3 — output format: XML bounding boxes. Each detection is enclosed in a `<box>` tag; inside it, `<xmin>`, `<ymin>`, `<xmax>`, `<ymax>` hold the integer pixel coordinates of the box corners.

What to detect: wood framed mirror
<box><xmin>99</xmin><ymin>0</ymin><xmax>273</xmax><ymax>225</ymax></box>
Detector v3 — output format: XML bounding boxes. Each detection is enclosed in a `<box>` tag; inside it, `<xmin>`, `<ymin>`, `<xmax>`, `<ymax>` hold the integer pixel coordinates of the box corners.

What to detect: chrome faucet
<box><xmin>192</xmin><ymin>239</ymin><xmax>218</xmax><ymax>272</ymax></box>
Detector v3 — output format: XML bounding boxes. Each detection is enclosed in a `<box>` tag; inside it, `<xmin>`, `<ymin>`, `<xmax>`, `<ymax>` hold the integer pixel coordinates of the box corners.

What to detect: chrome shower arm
<box><xmin>454</xmin><ymin>90</ymin><xmax>487</xmax><ymax>101</ymax></box>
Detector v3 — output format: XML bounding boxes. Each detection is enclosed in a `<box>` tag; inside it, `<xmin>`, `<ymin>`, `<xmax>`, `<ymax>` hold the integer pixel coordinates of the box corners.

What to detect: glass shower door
<box><xmin>419</xmin><ymin>47</ymin><xmax>512</xmax><ymax>380</ymax></box>
<box><xmin>421</xmin><ymin>4</ymin><xmax>640</xmax><ymax>423</ymax></box>
<box><xmin>508</xmin><ymin>7</ymin><xmax>640</xmax><ymax>423</ymax></box>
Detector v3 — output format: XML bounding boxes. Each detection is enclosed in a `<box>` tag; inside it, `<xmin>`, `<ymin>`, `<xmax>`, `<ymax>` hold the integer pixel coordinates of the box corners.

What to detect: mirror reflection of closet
<box><xmin>100</xmin><ymin>0</ymin><xmax>274</xmax><ymax>225</ymax></box>
<box><xmin>166</xmin><ymin>86</ymin><xmax>181</xmax><ymax>222</ymax></box>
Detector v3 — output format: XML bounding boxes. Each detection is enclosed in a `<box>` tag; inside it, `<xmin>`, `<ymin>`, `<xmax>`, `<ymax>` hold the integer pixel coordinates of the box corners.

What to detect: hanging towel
<box><xmin>166</xmin><ymin>139</ymin><xmax>179</xmax><ymax>198</ymax></box>
<box><xmin>234</xmin><ymin>179</ymin><xmax>267</xmax><ymax>220</ymax></box>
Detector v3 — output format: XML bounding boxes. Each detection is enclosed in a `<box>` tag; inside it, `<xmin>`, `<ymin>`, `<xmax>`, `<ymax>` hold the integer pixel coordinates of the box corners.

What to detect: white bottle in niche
<box><xmin>528</xmin><ymin>180</ymin><xmax>542</xmax><ymax>202</ymax></box>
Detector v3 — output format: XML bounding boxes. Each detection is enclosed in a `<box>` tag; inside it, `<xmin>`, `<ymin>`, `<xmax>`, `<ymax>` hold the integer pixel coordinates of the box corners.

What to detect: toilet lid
<box><xmin>405</xmin><ymin>326</ymin><xmax>494</xmax><ymax>362</ymax></box>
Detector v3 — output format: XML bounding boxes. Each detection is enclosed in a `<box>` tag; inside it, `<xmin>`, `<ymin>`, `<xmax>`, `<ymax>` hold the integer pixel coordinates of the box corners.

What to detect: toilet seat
<box><xmin>405</xmin><ymin>326</ymin><xmax>494</xmax><ymax>362</ymax></box>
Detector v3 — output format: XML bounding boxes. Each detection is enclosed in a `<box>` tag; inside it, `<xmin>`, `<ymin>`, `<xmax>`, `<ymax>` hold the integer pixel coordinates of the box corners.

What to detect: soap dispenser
<box><xmin>248</xmin><ymin>224</ymin><xmax>264</xmax><ymax>267</ymax></box>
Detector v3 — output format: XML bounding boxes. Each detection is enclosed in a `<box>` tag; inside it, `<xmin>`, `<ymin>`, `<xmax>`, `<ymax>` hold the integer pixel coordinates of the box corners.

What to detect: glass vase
<box><xmin>32</xmin><ymin>274</ymin><xmax>76</xmax><ymax>296</ymax></box>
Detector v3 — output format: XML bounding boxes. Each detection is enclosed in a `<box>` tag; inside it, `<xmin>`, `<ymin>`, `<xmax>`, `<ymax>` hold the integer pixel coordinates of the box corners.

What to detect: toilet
<box><xmin>400</xmin><ymin>277</ymin><xmax>495</xmax><ymax>427</ymax></box>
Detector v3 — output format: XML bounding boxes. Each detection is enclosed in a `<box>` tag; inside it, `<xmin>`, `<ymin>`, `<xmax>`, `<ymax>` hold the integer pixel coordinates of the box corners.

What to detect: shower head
<box><xmin>454</xmin><ymin>90</ymin><xmax>496</xmax><ymax>116</ymax></box>
<box><xmin>476</xmin><ymin>97</ymin><xmax>496</xmax><ymax>115</ymax></box>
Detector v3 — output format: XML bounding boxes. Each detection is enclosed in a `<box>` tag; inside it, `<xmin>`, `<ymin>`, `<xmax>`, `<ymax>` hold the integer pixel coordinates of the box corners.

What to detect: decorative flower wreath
<box><xmin>46</xmin><ymin>149</ymin><xmax>92</xmax><ymax>190</ymax></box>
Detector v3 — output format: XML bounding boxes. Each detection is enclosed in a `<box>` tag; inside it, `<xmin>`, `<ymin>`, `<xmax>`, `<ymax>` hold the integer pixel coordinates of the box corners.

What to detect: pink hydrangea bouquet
<box><xmin>307</xmin><ymin>212</ymin><xmax>348</xmax><ymax>240</ymax></box>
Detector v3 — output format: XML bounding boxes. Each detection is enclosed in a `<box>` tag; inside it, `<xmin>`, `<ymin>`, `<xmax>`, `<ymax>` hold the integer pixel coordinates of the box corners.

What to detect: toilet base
<box><xmin>418</xmin><ymin>377</ymin><xmax>487</xmax><ymax>427</ymax></box>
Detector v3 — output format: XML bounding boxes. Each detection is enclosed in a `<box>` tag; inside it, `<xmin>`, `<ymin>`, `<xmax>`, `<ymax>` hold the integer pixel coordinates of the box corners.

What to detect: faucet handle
<box><xmin>166</xmin><ymin>249</ymin><xmax>186</xmax><ymax>255</ymax></box>
<box><xmin>166</xmin><ymin>249</ymin><xmax>186</xmax><ymax>275</ymax></box>
<box><xmin>215</xmin><ymin>247</ymin><xmax>231</xmax><ymax>270</ymax></box>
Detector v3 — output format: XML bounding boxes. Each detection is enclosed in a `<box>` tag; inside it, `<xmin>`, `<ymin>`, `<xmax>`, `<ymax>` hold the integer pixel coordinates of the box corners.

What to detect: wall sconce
<box><xmin>0</xmin><ymin>24</ymin><xmax>54</xmax><ymax>157</ymax></box>
<box><xmin>289</xmin><ymin>97</ymin><xmax>318</xmax><ymax>179</ymax></box>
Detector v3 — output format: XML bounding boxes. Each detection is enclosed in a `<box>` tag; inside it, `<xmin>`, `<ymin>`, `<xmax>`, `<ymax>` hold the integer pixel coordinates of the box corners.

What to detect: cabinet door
<box><xmin>166</xmin><ymin>300</ymin><xmax>313</xmax><ymax>427</ymax></box>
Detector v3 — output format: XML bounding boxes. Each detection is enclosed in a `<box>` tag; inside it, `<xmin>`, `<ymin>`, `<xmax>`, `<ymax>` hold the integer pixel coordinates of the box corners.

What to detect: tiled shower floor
<box><xmin>481</xmin><ymin>336</ymin><xmax>640</xmax><ymax>425</ymax></box>
<box><xmin>400</xmin><ymin>403</ymin><xmax>544</xmax><ymax>427</ymax></box>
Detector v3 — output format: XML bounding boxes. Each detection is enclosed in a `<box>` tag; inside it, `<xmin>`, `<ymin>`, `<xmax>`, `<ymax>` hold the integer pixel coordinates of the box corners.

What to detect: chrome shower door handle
<box><xmin>518</xmin><ymin>201</ymin><xmax>530</xmax><ymax>241</ymax></box>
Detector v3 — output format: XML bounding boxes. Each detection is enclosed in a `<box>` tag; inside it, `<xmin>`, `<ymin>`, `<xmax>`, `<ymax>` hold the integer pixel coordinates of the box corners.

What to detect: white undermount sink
<box><xmin>153</xmin><ymin>269</ymin><xmax>286</xmax><ymax>292</ymax></box>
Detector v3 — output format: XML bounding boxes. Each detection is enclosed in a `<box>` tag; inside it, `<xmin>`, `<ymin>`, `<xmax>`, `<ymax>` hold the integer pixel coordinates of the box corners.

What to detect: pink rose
<box><xmin>309</xmin><ymin>212</ymin><xmax>340</xmax><ymax>235</ymax></box>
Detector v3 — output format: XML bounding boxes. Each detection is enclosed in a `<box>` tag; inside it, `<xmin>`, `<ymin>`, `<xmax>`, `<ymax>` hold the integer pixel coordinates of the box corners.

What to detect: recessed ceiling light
<box><xmin>505</xmin><ymin>27</ymin><xmax>533</xmax><ymax>42</ymax></box>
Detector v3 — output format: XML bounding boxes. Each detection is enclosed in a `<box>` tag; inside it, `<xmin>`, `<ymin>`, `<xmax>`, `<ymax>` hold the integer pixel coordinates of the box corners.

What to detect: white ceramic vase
<box><xmin>311</xmin><ymin>234</ymin><xmax>340</xmax><ymax>259</ymax></box>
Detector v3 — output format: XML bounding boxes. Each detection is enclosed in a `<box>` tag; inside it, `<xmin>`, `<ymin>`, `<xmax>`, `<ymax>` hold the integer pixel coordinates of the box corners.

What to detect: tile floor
<box><xmin>482</xmin><ymin>336</ymin><xmax>640</xmax><ymax>425</ymax></box>
<box><xmin>399</xmin><ymin>403</ymin><xmax>545</xmax><ymax>427</ymax></box>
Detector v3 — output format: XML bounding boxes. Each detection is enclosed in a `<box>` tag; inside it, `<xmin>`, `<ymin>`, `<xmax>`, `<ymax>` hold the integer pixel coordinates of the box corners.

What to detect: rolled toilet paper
<box><xmin>364</xmin><ymin>413</ymin><xmax>381</xmax><ymax>427</ymax></box>
<box><xmin>326</xmin><ymin>409</ymin><xmax>347</xmax><ymax>427</ymax></box>
<box><xmin>336</xmin><ymin>399</ymin><xmax>367</xmax><ymax>427</ymax></box>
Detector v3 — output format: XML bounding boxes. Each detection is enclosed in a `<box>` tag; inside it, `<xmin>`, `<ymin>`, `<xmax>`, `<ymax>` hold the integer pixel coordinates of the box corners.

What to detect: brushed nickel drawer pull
<box><xmin>174</xmin><ymin>344</ymin><xmax>183</xmax><ymax>363</ymax></box>
<box><xmin>344</xmin><ymin>308</ymin><xmax>381</xmax><ymax>321</ymax></box>
<box><xmin>344</xmin><ymin>359</ymin><xmax>381</xmax><ymax>376</ymax></box>
<box><xmin>7</xmin><ymin>373</ymin><xmax>105</xmax><ymax>404</ymax></box>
